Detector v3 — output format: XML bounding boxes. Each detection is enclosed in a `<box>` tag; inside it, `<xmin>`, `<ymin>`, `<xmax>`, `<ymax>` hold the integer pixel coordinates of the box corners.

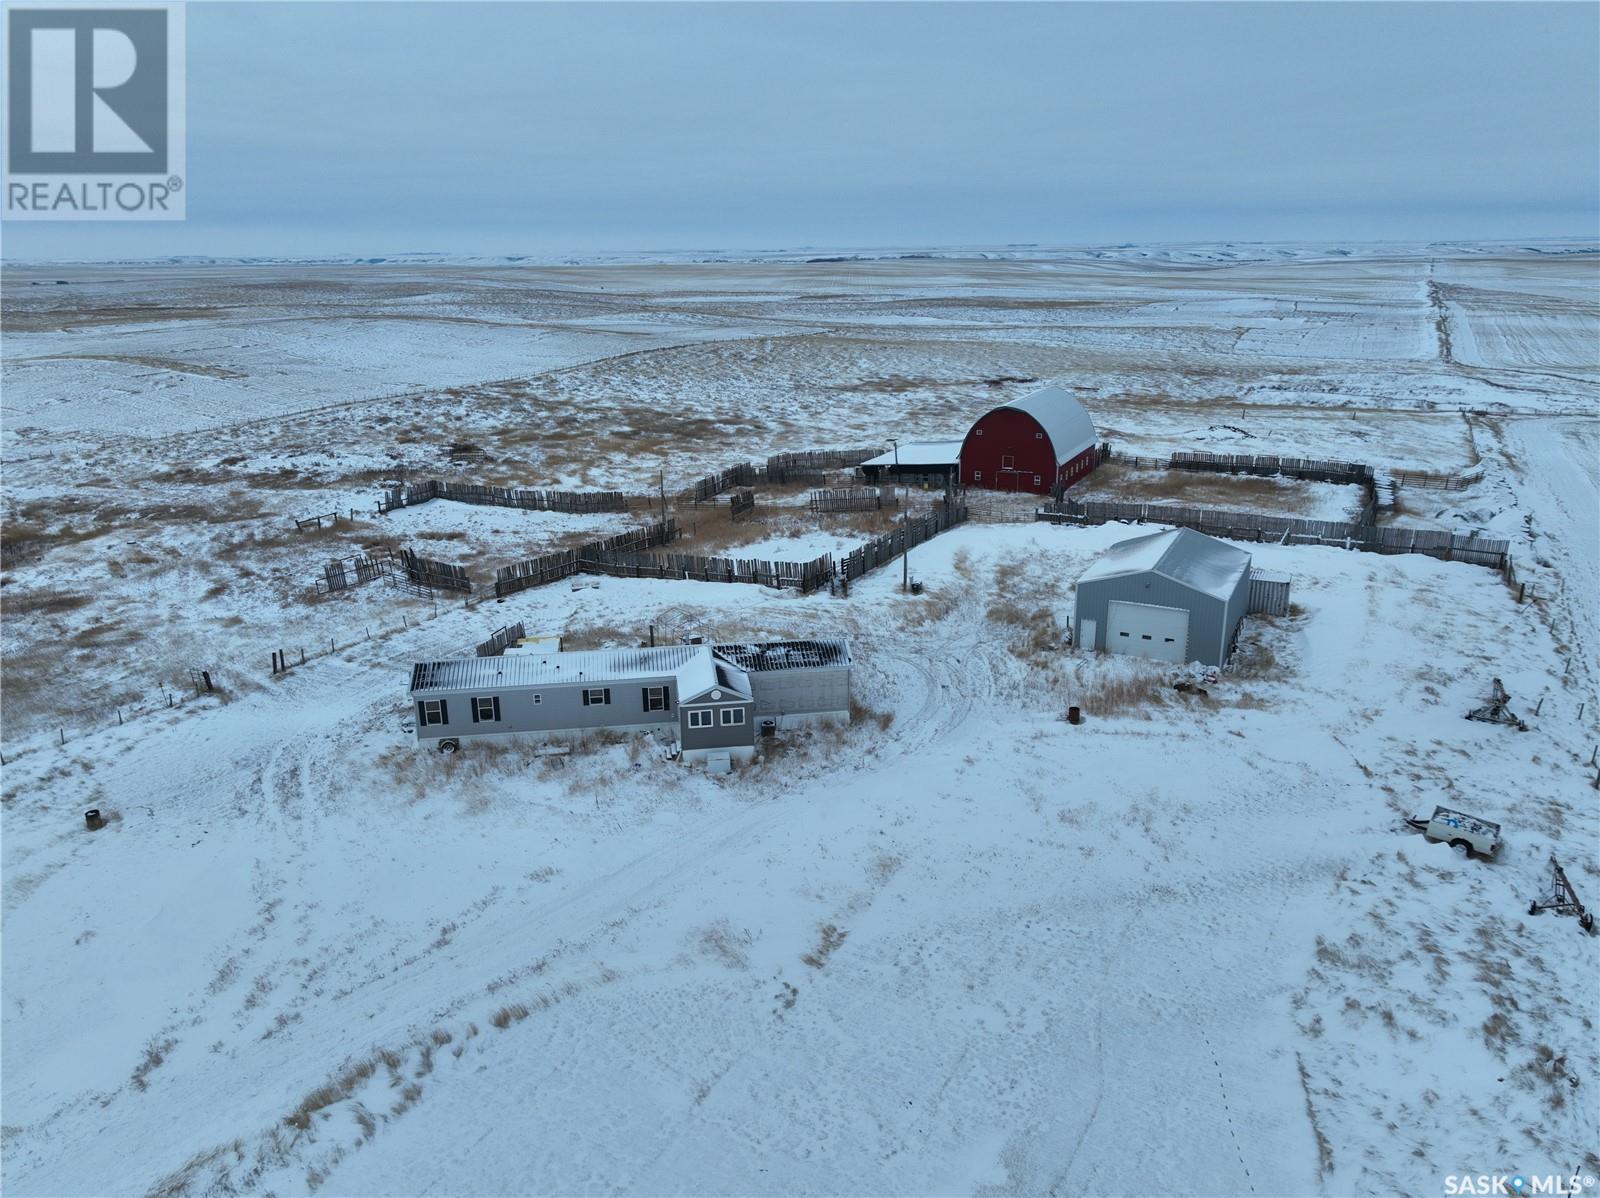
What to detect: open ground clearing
<box><xmin>2</xmin><ymin>245</ymin><xmax>1596</xmax><ymax>1196</ymax></box>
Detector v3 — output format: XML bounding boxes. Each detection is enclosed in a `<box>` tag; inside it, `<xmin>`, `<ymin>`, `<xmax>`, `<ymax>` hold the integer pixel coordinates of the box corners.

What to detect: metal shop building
<box><xmin>958</xmin><ymin>386</ymin><xmax>1098</xmax><ymax>495</ymax></box>
<box><xmin>408</xmin><ymin>639</ymin><xmax>851</xmax><ymax>764</ymax></box>
<box><xmin>1073</xmin><ymin>528</ymin><xmax>1251</xmax><ymax>667</ymax></box>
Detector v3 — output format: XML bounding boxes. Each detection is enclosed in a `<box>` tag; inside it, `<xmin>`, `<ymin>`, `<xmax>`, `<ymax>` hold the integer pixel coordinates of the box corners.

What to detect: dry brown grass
<box><xmin>1074</xmin><ymin>460</ymin><xmax>1361</xmax><ymax>518</ymax></box>
<box><xmin>801</xmin><ymin>923</ymin><xmax>848</xmax><ymax>969</ymax></box>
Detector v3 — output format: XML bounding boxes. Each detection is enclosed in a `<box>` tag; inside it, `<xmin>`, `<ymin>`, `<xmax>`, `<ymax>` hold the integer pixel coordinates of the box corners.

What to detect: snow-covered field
<box><xmin>2</xmin><ymin>244</ymin><xmax>1597</xmax><ymax>1197</ymax></box>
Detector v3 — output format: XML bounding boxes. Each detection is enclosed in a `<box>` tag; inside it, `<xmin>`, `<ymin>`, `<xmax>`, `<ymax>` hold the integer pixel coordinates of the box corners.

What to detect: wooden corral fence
<box><xmin>316</xmin><ymin>548</ymin><xmax>399</xmax><ymax>595</ymax></box>
<box><xmin>475</xmin><ymin>621</ymin><xmax>526</xmax><ymax>658</ymax></box>
<box><xmin>683</xmin><ymin>463</ymin><xmax>760</xmax><ymax>505</ymax></box>
<box><xmin>1170</xmin><ymin>452</ymin><xmax>1374</xmax><ymax>487</ymax></box>
<box><xmin>838</xmin><ymin>501</ymin><xmax>969</xmax><ymax>584</ymax></box>
<box><xmin>398</xmin><ymin>548</ymin><xmax>472</xmax><ymax>594</ymax></box>
<box><xmin>446</xmin><ymin>442</ymin><xmax>488</xmax><ymax>464</ymax></box>
<box><xmin>1384</xmin><ymin>466</ymin><xmax>1480</xmax><ymax>491</ymax></box>
<box><xmin>810</xmin><ymin>487</ymin><xmax>891</xmax><ymax>513</ymax></box>
<box><xmin>729</xmin><ymin>489</ymin><xmax>757</xmax><ymax>522</ymax></box>
<box><xmin>379</xmin><ymin>479</ymin><xmax>627</xmax><ymax>515</ymax></box>
<box><xmin>766</xmin><ymin>448</ymin><xmax>882</xmax><ymax>483</ymax></box>
<box><xmin>1247</xmin><ymin>568</ymin><xmax>1292</xmax><ymax>616</ymax></box>
<box><xmin>294</xmin><ymin>511</ymin><xmax>342</xmax><ymax>531</ymax></box>
<box><xmin>493</xmin><ymin>520</ymin><xmax>680</xmax><ymax>598</ymax></box>
<box><xmin>587</xmin><ymin>550</ymin><xmax>835</xmax><ymax>594</ymax></box>
<box><xmin>1038</xmin><ymin>499</ymin><xmax>1510</xmax><ymax>570</ymax></box>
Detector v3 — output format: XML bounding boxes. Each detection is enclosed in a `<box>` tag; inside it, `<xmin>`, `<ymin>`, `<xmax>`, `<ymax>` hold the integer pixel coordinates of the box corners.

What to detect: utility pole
<box><xmin>891</xmin><ymin>438</ymin><xmax>909</xmax><ymax>592</ymax></box>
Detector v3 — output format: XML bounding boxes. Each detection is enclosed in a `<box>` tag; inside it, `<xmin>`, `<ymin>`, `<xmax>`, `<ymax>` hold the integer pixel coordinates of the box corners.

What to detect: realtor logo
<box><xmin>5</xmin><ymin>2</ymin><xmax>186</xmax><ymax>219</ymax></box>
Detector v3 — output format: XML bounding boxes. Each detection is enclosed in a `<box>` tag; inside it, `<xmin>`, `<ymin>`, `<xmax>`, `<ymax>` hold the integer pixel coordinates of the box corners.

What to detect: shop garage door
<box><xmin>1106</xmin><ymin>600</ymin><xmax>1189</xmax><ymax>664</ymax></box>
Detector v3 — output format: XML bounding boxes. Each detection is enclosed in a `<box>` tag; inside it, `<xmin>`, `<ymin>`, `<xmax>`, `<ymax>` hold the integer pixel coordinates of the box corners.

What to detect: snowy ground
<box><xmin>2</xmin><ymin>245</ymin><xmax>1597</xmax><ymax>1197</ymax></box>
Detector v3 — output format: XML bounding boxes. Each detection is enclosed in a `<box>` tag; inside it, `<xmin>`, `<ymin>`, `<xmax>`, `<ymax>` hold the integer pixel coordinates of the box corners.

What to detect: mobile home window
<box><xmin>720</xmin><ymin>708</ymin><xmax>746</xmax><ymax>726</ymax></box>
<box><xmin>471</xmin><ymin>696</ymin><xmax>500</xmax><ymax>723</ymax></box>
<box><xmin>582</xmin><ymin>687</ymin><xmax>611</xmax><ymax>706</ymax></box>
<box><xmin>419</xmin><ymin>699</ymin><xmax>448</xmax><ymax>725</ymax></box>
<box><xmin>643</xmin><ymin>686</ymin><xmax>669</xmax><ymax>713</ymax></box>
<box><xmin>687</xmin><ymin>709</ymin><xmax>713</xmax><ymax>728</ymax></box>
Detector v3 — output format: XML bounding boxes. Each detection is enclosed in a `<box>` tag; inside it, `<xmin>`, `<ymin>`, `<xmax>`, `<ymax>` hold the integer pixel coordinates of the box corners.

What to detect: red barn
<box><xmin>958</xmin><ymin>386</ymin><xmax>1098</xmax><ymax>494</ymax></box>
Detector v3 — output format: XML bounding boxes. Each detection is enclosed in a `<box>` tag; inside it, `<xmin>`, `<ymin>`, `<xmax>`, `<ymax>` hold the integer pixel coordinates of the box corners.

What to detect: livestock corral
<box><xmin>2</xmin><ymin>246</ymin><xmax>1597</xmax><ymax>1196</ymax></box>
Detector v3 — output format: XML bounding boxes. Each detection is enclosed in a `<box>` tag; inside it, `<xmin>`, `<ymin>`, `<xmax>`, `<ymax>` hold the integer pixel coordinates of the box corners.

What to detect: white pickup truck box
<box><xmin>1408</xmin><ymin>806</ymin><xmax>1502</xmax><ymax>859</ymax></box>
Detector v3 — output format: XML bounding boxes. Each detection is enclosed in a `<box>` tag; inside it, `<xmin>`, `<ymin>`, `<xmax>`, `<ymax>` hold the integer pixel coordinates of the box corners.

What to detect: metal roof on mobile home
<box><xmin>712</xmin><ymin>640</ymin><xmax>851</xmax><ymax>672</ymax></box>
<box><xmin>411</xmin><ymin>644</ymin><xmax>710</xmax><ymax>695</ymax></box>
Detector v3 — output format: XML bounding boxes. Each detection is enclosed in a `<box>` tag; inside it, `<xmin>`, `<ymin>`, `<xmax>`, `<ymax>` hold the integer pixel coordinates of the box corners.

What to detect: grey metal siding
<box><xmin>1076</xmin><ymin>574</ymin><xmax>1231</xmax><ymax>666</ymax></box>
<box><xmin>745</xmin><ymin>666</ymin><xmax>851</xmax><ymax>720</ymax></box>
<box><xmin>415</xmin><ymin>671</ymin><xmax>681</xmax><ymax>743</ymax></box>
<box><xmin>1221</xmin><ymin>569</ymin><xmax>1251</xmax><ymax>662</ymax></box>
<box><xmin>1247</xmin><ymin>570</ymin><xmax>1292</xmax><ymax>616</ymax></box>
<box><xmin>680</xmin><ymin>701</ymin><xmax>755</xmax><ymax>751</ymax></box>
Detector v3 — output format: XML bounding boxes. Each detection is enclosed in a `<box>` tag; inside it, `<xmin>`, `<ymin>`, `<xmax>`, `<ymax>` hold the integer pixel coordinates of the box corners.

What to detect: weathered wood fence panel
<box><xmin>586</xmin><ymin>550</ymin><xmax>835</xmax><ymax>594</ymax></box>
<box><xmin>1170</xmin><ymin>452</ymin><xmax>1375</xmax><ymax>487</ymax></box>
<box><xmin>838</xmin><ymin>502</ymin><xmax>969</xmax><ymax>584</ymax></box>
<box><xmin>294</xmin><ymin>511</ymin><xmax>342</xmax><ymax>531</ymax></box>
<box><xmin>494</xmin><ymin>520</ymin><xmax>680</xmax><ymax>597</ymax></box>
<box><xmin>475</xmin><ymin>621</ymin><xmax>526</xmax><ymax>657</ymax></box>
<box><xmin>379</xmin><ymin>480</ymin><xmax>627</xmax><ymax>515</ymax></box>
<box><xmin>399</xmin><ymin>548</ymin><xmax>472</xmax><ymax>594</ymax></box>
<box><xmin>766</xmin><ymin>448</ymin><xmax>882</xmax><ymax>483</ymax></box>
<box><xmin>1038</xmin><ymin>499</ymin><xmax>1509</xmax><ymax>570</ymax></box>
<box><xmin>729</xmin><ymin>489</ymin><xmax>756</xmax><ymax>522</ymax></box>
<box><xmin>1385</xmin><ymin>467</ymin><xmax>1480</xmax><ymax>491</ymax></box>
<box><xmin>810</xmin><ymin>487</ymin><xmax>889</xmax><ymax>513</ymax></box>
<box><xmin>683</xmin><ymin>463</ymin><xmax>760</xmax><ymax>504</ymax></box>
<box><xmin>316</xmin><ymin>548</ymin><xmax>398</xmax><ymax>595</ymax></box>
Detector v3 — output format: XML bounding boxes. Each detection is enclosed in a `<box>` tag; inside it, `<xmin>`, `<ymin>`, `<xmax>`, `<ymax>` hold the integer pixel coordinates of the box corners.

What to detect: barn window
<box><xmin>720</xmin><ymin>708</ymin><xmax>746</xmax><ymax>726</ymax></box>
<box><xmin>420</xmin><ymin>699</ymin><xmax>447</xmax><ymax>725</ymax></box>
<box><xmin>974</xmin><ymin>471</ymin><xmax>982</xmax><ymax>481</ymax></box>
<box><xmin>643</xmin><ymin>686</ymin><xmax>669</xmax><ymax>712</ymax></box>
<box><xmin>471</xmin><ymin>696</ymin><xmax>500</xmax><ymax>723</ymax></box>
<box><xmin>1034</xmin><ymin>475</ymin><xmax>1042</xmax><ymax>486</ymax></box>
<box><xmin>687</xmin><ymin>709</ymin><xmax>713</xmax><ymax>728</ymax></box>
<box><xmin>1035</xmin><ymin>431</ymin><xmax>1043</xmax><ymax>439</ymax></box>
<box><xmin>974</xmin><ymin>428</ymin><xmax>983</xmax><ymax>436</ymax></box>
<box><xmin>582</xmin><ymin>687</ymin><xmax>611</xmax><ymax>706</ymax></box>
<box><xmin>1001</xmin><ymin>454</ymin><xmax>1015</xmax><ymax>469</ymax></box>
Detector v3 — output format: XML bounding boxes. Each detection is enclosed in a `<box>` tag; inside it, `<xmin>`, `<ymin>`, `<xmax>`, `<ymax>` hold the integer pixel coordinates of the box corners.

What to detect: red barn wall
<box><xmin>958</xmin><ymin>408</ymin><xmax>1098</xmax><ymax>494</ymax></box>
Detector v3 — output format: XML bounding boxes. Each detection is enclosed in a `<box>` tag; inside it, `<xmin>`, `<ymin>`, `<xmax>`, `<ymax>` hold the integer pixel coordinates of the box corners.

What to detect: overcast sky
<box><xmin>6</xmin><ymin>1</ymin><xmax>1598</xmax><ymax>259</ymax></box>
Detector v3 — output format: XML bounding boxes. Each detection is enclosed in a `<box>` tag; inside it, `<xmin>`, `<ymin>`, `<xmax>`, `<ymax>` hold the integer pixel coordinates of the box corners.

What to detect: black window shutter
<box><xmin>471</xmin><ymin>698</ymin><xmax>480</xmax><ymax>723</ymax></box>
<box><xmin>582</xmin><ymin>690</ymin><xmax>590</xmax><ymax>706</ymax></box>
<box><xmin>439</xmin><ymin>699</ymin><xmax>448</xmax><ymax>724</ymax></box>
<box><xmin>642</xmin><ymin>687</ymin><xmax>650</xmax><ymax>712</ymax></box>
<box><xmin>416</xmin><ymin>701</ymin><xmax>427</xmax><ymax>726</ymax></box>
<box><xmin>492</xmin><ymin>697</ymin><xmax>501</xmax><ymax>721</ymax></box>
<box><xmin>604</xmin><ymin>688</ymin><xmax>611</xmax><ymax>705</ymax></box>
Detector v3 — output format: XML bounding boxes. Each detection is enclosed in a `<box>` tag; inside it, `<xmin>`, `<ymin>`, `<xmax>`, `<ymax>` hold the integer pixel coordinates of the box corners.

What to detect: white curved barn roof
<box><xmin>992</xmin><ymin>387</ymin><xmax>1097</xmax><ymax>465</ymax></box>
